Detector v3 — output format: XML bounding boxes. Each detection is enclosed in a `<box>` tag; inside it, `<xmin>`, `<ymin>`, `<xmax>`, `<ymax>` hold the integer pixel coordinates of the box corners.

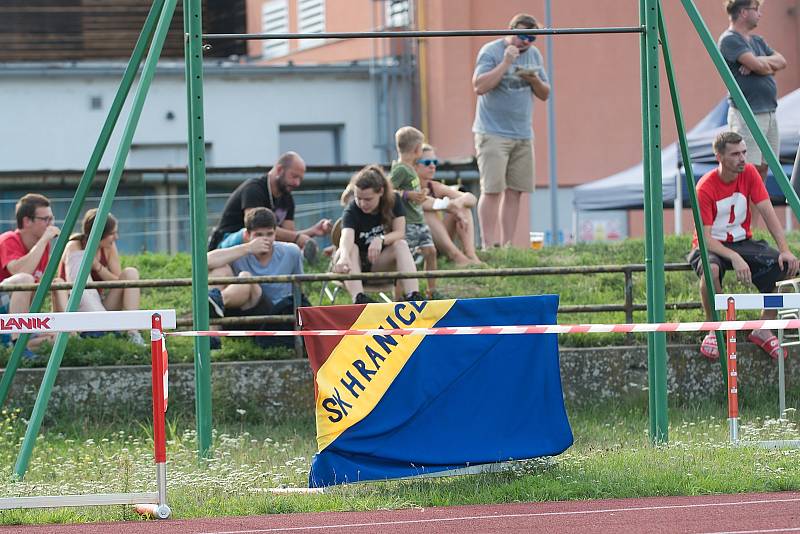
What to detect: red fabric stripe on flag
<box><xmin>298</xmin><ymin>304</ymin><xmax>368</xmax><ymax>399</ymax></box>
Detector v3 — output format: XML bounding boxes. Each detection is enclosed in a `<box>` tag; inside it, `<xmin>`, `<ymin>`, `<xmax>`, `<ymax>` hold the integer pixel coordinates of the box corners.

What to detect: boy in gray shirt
<box><xmin>207</xmin><ymin>207</ymin><xmax>308</xmax><ymax>346</ymax></box>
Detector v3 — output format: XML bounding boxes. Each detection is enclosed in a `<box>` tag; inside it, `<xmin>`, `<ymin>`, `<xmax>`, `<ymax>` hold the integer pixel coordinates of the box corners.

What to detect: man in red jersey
<box><xmin>0</xmin><ymin>194</ymin><xmax>67</xmax><ymax>351</ymax></box>
<box><xmin>687</xmin><ymin>131</ymin><xmax>799</xmax><ymax>360</ymax></box>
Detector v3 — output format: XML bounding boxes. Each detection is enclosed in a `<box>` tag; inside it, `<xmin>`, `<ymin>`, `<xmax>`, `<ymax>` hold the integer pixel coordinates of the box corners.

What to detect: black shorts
<box><xmin>687</xmin><ymin>239</ymin><xmax>789</xmax><ymax>293</ymax></box>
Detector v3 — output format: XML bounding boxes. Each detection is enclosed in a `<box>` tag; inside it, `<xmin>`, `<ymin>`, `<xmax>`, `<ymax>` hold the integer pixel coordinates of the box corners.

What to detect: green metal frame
<box><xmin>642</xmin><ymin>0</ymin><xmax>668</xmax><ymax>444</ymax></box>
<box><xmin>658</xmin><ymin>3</ymin><xmax>727</xmax><ymax>382</ymax></box>
<box><xmin>0</xmin><ymin>0</ymin><xmax>167</xmax><ymax>410</ymax></box>
<box><xmin>184</xmin><ymin>0</ymin><xmax>213</xmax><ymax>458</ymax></box>
<box><xmin>11</xmin><ymin>0</ymin><xmax>179</xmax><ymax>478</ymax></box>
<box><xmin>7</xmin><ymin>0</ymin><xmax>800</xmax><ymax>476</ymax></box>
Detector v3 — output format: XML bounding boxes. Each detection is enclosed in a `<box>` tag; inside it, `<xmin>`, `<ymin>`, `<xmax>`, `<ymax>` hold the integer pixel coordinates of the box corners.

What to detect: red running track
<box><xmin>1</xmin><ymin>491</ymin><xmax>799</xmax><ymax>534</ymax></box>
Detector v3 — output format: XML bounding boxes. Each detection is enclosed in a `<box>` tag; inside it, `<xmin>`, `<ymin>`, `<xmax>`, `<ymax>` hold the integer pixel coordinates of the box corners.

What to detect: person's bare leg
<box><xmin>209</xmin><ymin>265</ymin><xmax>233</xmax><ymax>290</ymax></box>
<box><xmin>425</xmin><ymin>212</ymin><xmax>470</xmax><ymax>266</ymax></box>
<box><xmin>372</xmin><ymin>240</ymin><xmax>419</xmax><ymax>296</ymax></box>
<box><xmin>103</xmin><ymin>267</ymin><xmax>140</xmax><ymax>311</ymax></box>
<box><xmin>499</xmin><ymin>189</ymin><xmax>522</xmax><ymax>246</ymax></box>
<box><xmin>698</xmin><ymin>263</ymin><xmax>722</xmax><ymax>321</ymax></box>
<box><xmin>121</xmin><ymin>268</ymin><xmax>140</xmax><ymax>311</ymax></box>
<box><xmin>451</xmin><ymin>208</ymin><xmax>481</xmax><ymax>263</ymax></box>
<box><xmin>219</xmin><ymin>271</ymin><xmax>261</xmax><ymax>310</ymax></box>
<box><xmin>340</xmin><ymin>246</ymin><xmax>365</xmax><ymax>301</ymax></box>
<box><xmin>478</xmin><ymin>192</ymin><xmax>502</xmax><ymax>249</ymax></box>
<box><xmin>51</xmin><ymin>277</ymin><xmax>68</xmax><ymax>313</ymax></box>
<box><xmin>421</xmin><ymin>245</ymin><xmax>437</xmax><ymax>294</ymax></box>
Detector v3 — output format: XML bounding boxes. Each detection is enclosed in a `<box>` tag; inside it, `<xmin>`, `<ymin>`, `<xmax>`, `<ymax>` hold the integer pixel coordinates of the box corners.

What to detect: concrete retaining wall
<box><xmin>2</xmin><ymin>344</ymin><xmax>797</xmax><ymax>420</ymax></box>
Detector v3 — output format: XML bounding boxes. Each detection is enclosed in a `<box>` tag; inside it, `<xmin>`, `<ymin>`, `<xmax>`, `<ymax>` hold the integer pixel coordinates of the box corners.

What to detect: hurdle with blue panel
<box><xmin>714</xmin><ymin>294</ymin><xmax>800</xmax><ymax>449</ymax></box>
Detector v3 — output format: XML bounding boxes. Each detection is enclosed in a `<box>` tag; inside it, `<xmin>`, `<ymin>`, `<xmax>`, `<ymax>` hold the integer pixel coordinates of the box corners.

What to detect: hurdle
<box><xmin>0</xmin><ymin>309</ymin><xmax>176</xmax><ymax>519</ymax></box>
<box><xmin>715</xmin><ymin>294</ymin><xmax>800</xmax><ymax>449</ymax></box>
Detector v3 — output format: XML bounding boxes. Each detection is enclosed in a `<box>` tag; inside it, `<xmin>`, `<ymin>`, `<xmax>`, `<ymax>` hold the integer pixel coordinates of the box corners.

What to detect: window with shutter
<box><xmin>261</xmin><ymin>0</ymin><xmax>289</xmax><ymax>58</ymax></box>
<box><xmin>297</xmin><ymin>0</ymin><xmax>325</xmax><ymax>50</ymax></box>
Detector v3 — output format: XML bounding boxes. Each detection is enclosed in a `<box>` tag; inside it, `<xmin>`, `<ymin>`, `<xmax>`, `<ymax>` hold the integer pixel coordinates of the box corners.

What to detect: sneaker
<box><xmin>700</xmin><ymin>332</ymin><xmax>719</xmax><ymax>360</ymax></box>
<box><xmin>354</xmin><ymin>292</ymin><xmax>374</xmax><ymax>305</ymax></box>
<box><xmin>303</xmin><ymin>239</ymin><xmax>319</xmax><ymax>263</ymax></box>
<box><xmin>427</xmin><ymin>290</ymin><xmax>446</xmax><ymax>300</ymax></box>
<box><xmin>128</xmin><ymin>330</ymin><xmax>146</xmax><ymax>347</ymax></box>
<box><xmin>208</xmin><ymin>288</ymin><xmax>225</xmax><ymax>318</ymax></box>
<box><xmin>405</xmin><ymin>291</ymin><xmax>425</xmax><ymax>302</ymax></box>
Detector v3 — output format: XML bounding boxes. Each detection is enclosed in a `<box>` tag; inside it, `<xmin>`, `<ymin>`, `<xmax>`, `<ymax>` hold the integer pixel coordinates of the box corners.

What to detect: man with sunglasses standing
<box><xmin>472</xmin><ymin>13</ymin><xmax>550</xmax><ymax>249</ymax></box>
<box><xmin>0</xmin><ymin>194</ymin><xmax>67</xmax><ymax>352</ymax></box>
<box><xmin>719</xmin><ymin>0</ymin><xmax>785</xmax><ymax>183</ymax></box>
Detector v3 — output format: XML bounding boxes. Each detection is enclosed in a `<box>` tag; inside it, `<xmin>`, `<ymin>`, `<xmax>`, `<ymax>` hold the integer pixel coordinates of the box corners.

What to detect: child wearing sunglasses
<box><xmin>389</xmin><ymin>127</ymin><xmax>443</xmax><ymax>299</ymax></box>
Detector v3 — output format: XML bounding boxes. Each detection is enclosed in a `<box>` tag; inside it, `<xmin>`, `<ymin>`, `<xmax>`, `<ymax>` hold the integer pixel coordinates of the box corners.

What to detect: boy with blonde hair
<box><xmin>389</xmin><ymin>126</ymin><xmax>441</xmax><ymax>298</ymax></box>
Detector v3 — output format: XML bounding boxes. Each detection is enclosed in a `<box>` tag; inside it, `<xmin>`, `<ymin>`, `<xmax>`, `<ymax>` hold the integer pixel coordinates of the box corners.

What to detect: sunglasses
<box><xmin>417</xmin><ymin>159</ymin><xmax>439</xmax><ymax>167</ymax></box>
<box><xmin>33</xmin><ymin>216</ymin><xmax>55</xmax><ymax>223</ymax></box>
<box><xmin>517</xmin><ymin>34</ymin><xmax>536</xmax><ymax>43</ymax></box>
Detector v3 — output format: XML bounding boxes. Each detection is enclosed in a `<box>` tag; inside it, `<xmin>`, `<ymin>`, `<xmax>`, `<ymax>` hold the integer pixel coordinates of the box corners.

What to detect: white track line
<box><xmin>198</xmin><ymin>497</ymin><xmax>800</xmax><ymax>534</ymax></box>
<box><xmin>699</xmin><ymin>529</ymin><xmax>800</xmax><ymax>534</ymax></box>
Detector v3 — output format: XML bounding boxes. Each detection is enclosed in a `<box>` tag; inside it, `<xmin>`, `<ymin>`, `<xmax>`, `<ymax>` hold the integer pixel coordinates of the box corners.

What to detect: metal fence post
<box><xmin>185</xmin><ymin>0</ymin><xmax>212</xmax><ymax>458</ymax></box>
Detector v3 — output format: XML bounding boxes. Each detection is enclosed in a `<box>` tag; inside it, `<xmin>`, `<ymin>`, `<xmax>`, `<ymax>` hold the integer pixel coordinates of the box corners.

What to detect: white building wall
<box><xmin>0</xmin><ymin>63</ymin><xmax>391</xmax><ymax>171</ymax></box>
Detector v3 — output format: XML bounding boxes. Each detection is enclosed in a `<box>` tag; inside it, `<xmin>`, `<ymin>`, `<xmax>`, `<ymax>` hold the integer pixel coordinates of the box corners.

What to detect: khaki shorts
<box><xmin>727</xmin><ymin>107</ymin><xmax>780</xmax><ymax>166</ymax></box>
<box><xmin>474</xmin><ymin>133</ymin><xmax>535</xmax><ymax>194</ymax></box>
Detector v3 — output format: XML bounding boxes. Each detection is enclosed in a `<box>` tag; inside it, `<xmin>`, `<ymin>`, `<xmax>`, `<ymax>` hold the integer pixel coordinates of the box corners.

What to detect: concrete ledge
<box><xmin>2</xmin><ymin>344</ymin><xmax>796</xmax><ymax>419</ymax></box>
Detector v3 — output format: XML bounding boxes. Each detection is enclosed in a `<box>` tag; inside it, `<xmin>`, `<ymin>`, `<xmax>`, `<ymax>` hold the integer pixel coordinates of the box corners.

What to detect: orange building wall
<box><xmin>244</xmin><ymin>1</ymin><xmax>799</xmax><ymax>242</ymax></box>
<box><xmin>421</xmin><ymin>0</ymin><xmax>799</xmax><ymax>188</ymax></box>
<box><xmin>245</xmin><ymin>0</ymin><xmax>798</xmax><ymax>187</ymax></box>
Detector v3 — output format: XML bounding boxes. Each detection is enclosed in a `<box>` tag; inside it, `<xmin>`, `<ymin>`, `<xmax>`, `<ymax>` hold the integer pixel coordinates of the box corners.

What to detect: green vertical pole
<box><xmin>0</xmin><ymin>0</ymin><xmax>166</xmax><ymax>409</ymax></box>
<box><xmin>644</xmin><ymin>0</ymin><xmax>669</xmax><ymax>443</ymax></box>
<box><xmin>14</xmin><ymin>0</ymin><xmax>178</xmax><ymax>479</ymax></box>
<box><xmin>184</xmin><ymin>0</ymin><xmax>212</xmax><ymax>457</ymax></box>
<box><xmin>639</xmin><ymin>0</ymin><xmax>658</xmax><ymax>441</ymax></box>
<box><xmin>657</xmin><ymin>4</ymin><xmax>728</xmax><ymax>382</ymax></box>
<box><xmin>679</xmin><ymin>0</ymin><xmax>800</xmax><ymax>217</ymax></box>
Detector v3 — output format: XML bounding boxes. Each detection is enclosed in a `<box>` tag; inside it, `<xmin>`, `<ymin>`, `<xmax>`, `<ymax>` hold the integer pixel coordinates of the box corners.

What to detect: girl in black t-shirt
<box><xmin>334</xmin><ymin>165</ymin><xmax>422</xmax><ymax>304</ymax></box>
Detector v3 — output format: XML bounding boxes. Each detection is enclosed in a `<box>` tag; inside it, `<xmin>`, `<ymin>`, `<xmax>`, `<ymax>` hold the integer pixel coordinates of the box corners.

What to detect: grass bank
<box><xmin>2</xmin><ymin>230</ymin><xmax>799</xmax><ymax>365</ymax></box>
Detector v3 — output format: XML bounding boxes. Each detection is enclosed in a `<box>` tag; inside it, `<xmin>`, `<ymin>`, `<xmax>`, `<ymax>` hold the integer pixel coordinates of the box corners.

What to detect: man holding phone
<box><xmin>472</xmin><ymin>13</ymin><xmax>550</xmax><ymax>248</ymax></box>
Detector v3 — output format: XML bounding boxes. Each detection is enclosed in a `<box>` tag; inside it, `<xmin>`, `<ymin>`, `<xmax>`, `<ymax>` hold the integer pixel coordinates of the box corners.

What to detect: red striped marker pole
<box><xmin>726</xmin><ymin>298</ymin><xmax>739</xmax><ymax>444</ymax></box>
<box><xmin>166</xmin><ymin>318</ymin><xmax>800</xmax><ymax>338</ymax></box>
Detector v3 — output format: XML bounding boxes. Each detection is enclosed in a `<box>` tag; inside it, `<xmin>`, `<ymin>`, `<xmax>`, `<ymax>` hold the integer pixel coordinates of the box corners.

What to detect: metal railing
<box><xmin>2</xmin><ymin>262</ymin><xmax>700</xmax><ymax>331</ymax></box>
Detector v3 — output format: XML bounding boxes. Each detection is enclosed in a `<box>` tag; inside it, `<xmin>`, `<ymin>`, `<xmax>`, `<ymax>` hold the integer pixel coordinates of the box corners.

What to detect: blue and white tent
<box><xmin>573</xmin><ymin>89</ymin><xmax>800</xmax><ymax>211</ymax></box>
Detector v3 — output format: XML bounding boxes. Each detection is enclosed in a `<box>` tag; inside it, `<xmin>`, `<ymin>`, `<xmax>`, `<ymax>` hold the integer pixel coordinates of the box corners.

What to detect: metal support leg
<box><xmin>778</xmin><ymin>327</ymin><xmax>786</xmax><ymax>418</ymax></box>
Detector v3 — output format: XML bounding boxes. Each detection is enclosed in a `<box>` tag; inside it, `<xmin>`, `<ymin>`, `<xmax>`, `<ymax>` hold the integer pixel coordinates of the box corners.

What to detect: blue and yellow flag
<box><xmin>299</xmin><ymin>295</ymin><xmax>572</xmax><ymax>487</ymax></box>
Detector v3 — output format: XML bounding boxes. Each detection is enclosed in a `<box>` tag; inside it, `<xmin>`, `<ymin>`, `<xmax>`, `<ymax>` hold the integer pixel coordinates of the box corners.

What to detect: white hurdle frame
<box><xmin>714</xmin><ymin>294</ymin><xmax>800</xmax><ymax>449</ymax></box>
<box><xmin>0</xmin><ymin>309</ymin><xmax>176</xmax><ymax>519</ymax></box>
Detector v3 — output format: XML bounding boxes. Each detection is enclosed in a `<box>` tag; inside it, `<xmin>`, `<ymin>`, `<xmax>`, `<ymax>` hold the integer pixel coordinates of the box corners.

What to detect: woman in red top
<box><xmin>61</xmin><ymin>209</ymin><xmax>144</xmax><ymax>345</ymax></box>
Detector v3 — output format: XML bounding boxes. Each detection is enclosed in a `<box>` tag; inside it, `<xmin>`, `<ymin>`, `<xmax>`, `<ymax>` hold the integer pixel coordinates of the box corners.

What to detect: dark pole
<box><xmin>201</xmin><ymin>27</ymin><xmax>644</xmax><ymax>42</ymax></box>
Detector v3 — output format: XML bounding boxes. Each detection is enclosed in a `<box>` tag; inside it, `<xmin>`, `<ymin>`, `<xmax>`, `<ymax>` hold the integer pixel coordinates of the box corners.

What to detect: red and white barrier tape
<box><xmin>166</xmin><ymin>318</ymin><xmax>800</xmax><ymax>337</ymax></box>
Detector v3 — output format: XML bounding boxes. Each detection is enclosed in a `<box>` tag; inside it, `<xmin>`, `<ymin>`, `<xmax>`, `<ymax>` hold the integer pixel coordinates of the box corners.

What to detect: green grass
<box><xmin>1</xmin><ymin>397</ymin><xmax>798</xmax><ymax>525</ymax></box>
<box><xmin>3</xmin><ymin>233</ymin><xmax>800</xmax><ymax>525</ymax></box>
